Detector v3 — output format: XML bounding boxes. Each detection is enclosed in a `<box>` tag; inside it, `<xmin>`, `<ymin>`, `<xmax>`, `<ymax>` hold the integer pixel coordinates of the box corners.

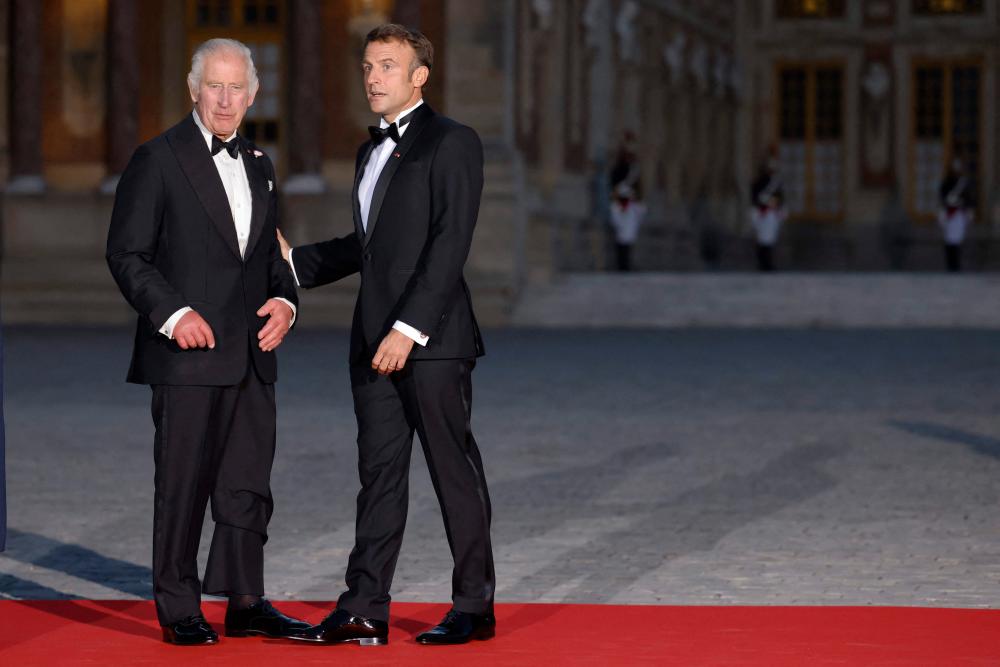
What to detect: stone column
<box><xmin>7</xmin><ymin>0</ymin><xmax>45</xmax><ymax>193</ymax></box>
<box><xmin>284</xmin><ymin>0</ymin><xmax>325</xmax><ymax>193</ymax></box>
<box><xmin>101</xmin><ymin>0</ymin><xmax>139</xmax><ymax>194</ymax></box>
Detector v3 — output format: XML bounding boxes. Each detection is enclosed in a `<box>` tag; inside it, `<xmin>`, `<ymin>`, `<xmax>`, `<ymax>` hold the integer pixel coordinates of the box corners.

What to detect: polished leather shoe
<box><xmin>416</xmin><ymin>609</ymin><xmax>496</xmax><ymax>645</ymax></box>
<box><xmin>224</xmin><ymin>598</ymin><xmax>311</xmax><ymax>638</ymax></box>
<box><xmin>285</xmin><ymin>608</ymin><xmax>388</xmax><ymax>645</ymax></box>
<box><xmin>161</xmin><ymin>615</ymin><xmax>219</xmax><ymax>645</ymax></box>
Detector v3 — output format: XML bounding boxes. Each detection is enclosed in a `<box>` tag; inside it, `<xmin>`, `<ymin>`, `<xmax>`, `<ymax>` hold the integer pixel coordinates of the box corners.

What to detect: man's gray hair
<box><xmin>187</xmin><ymin>38</ymin><xmax>259</xmax><ymax>95</ymax></box>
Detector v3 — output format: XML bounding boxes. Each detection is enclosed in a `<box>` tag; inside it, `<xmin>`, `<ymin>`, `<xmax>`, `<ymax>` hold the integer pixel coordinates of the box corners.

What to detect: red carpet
<box><xmin>0</xmin><ymin>601</ymin><xmax>998</xmax><ymax>665</ymax></box>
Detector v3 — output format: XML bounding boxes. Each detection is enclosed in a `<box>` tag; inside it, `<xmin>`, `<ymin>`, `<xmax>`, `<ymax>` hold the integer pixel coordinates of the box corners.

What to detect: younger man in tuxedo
<box><xmin>280</xmin><ymin>24</ymin><xmax>496</xmax><ymax>646</ymax></box>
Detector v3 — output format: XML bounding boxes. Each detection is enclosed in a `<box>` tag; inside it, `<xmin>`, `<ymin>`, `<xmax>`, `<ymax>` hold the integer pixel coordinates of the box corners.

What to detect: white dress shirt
<box><xmin>289</xmin><ymin>99</ymin><xmax>428</xmax><ymax>347</ymax></box>
<box><xmin>160</xmin><ymin>110</ymin><xmax>295</xmax><ymax>338</ymax></box>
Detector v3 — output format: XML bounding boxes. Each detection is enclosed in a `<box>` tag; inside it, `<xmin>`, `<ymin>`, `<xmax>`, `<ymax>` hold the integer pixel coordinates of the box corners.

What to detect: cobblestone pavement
<box><xmin>1</xmin><ymin>326</ymin><xmax>999</xmax><ymax>608</ymax></box>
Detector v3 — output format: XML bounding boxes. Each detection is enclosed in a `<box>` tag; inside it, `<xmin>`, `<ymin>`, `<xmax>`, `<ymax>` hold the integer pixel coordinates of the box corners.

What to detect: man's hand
<box><xmin>372</xmin><ymin>329</ymin><xmax>416</xmax><ymax>375</ymax></box>
<box><xmin>174</xmin><ymin>311</ymin><xmax>215</xmax><ymax>350</ymax></box>
<box><xmin>257</xmin><ymin>298</ymin><xmax>294</xmax><ymax>352</ymax></box>
<box><xmin>277</xmin><ymin>228</ymin><xmax>291</xmax><ymax>263</ymax></box>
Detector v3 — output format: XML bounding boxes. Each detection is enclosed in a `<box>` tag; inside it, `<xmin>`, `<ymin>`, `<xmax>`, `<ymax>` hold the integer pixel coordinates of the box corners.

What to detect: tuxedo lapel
<box><xmin>353</xmin><ymin>144</ymin><xmax>374</xmax><ymax>240</ymax></box>
<box><xmin>363</xmin><ymin>104</ymin><xmax>433</xmax><ymax>248</ymax></box>
<box><xmin>167</xmin><ymin>115</ymin><xmax>241</xmax><ymax>260</ymax></box>
<box><xmin>242</xmin><ymin>143</ymin><xmax>267</xmax><ymax>260</ymax></box>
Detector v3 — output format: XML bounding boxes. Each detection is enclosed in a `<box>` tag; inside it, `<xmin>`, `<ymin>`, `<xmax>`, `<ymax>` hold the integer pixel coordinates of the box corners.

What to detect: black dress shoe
<box><xmin>161</xmin><ymin>615</ymin><xmax>219</xmax><ymax>645</ymax></box>
<box><xmin>224</xmin><ymin>598</ymin><xmax>311</xmax><ymax>638</ymax></box>
<box><xmin>416</xmin><ymin>609</ymin><xmax>496</xmax><ymax>645</ymax></box>
<box><xmin>285</xmin><ymin>608</ymin><xmax>388</xmax><ymax>645</ymax></box>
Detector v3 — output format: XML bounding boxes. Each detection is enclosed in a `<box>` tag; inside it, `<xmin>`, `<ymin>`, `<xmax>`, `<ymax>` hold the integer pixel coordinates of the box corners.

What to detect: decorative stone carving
<box><xmin>689</xmin><ymin>41</ymin><xmax>708</xmax><ymax>93</ymax></box>
<box><xmin>582</xmin><ymin>0</ymin><xmax>609</xmax><ymax>50</ymax></box>
<box><xmin>862</xmin><ymin>61</ymin><xmax>890</xmax><ymax>100</ymax></box>
<box><xmin>662</xmin><ymin>32</ymin><xmax>686</xmax><ymax>86</ymax></box>
<box><xmin>616</xmin><ymin>1</ymin><xmax>641</xmax><ymax>63</ymax></box>
<box><xmin>861</xmin><ymin>52</ymin><xmax>893</xmax><ymax>186</ymax></box>
<box><xmin>728</xmin><ymin>60</ymin><xmax>743</xmax><ymax>98</ymax></box>
<box><xmin>532</xmin><ymin>0</ymin><xmax>554</xmax><ymax>30</ymax></box>
<box><xmin>713</xmin><ymin>50</ymin><xmax>729</xmax><ymax>99</ymax></box>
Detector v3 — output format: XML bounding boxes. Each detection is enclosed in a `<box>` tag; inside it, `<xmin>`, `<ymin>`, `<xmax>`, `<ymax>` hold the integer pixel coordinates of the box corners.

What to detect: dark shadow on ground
<box><xmin>0</xmin><ymin>572</ymin><xmax>80</xmax><ymax>599</ymax></box>
<box><xmin>1</xmin><ymin>529</ymin><xmax>151</xmax><ymax>597</ymax></box>
<box><xmin>890</xmin><ymin>420</ymin><xmax>1000</xmax><ymax>461</ymax></box>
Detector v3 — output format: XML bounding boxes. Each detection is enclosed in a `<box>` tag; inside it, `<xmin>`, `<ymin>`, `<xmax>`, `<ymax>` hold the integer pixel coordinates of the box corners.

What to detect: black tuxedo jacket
<box><xmin>106</xmin><ymin>114</ymin><xmax>298</xmax><ymax>386</ymax></box>
<box><xmin>292</xmin><ymin>104</ymin><xmax>485</xmax><ymax>363</ymax></box>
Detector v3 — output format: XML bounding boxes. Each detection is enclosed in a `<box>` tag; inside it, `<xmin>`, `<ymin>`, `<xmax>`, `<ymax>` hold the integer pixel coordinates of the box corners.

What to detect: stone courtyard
<box><xmin>1</xmin><ymin>324</ymin><xmax>998</xmax><ymax>609</ymax></box>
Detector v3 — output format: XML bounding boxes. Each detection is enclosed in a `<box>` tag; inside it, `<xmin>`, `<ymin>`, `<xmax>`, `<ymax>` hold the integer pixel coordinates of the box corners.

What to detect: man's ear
<box><xmin>412</xmin><ymin>65</ymin><xmax>429</xmax><ymax>88</ymax></box>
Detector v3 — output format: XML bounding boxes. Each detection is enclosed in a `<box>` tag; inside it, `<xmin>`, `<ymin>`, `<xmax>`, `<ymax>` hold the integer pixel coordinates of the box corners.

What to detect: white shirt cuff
<box><xmin>287</xmin><ymin>248</ymin><xmax>301</xmax><ymax>287</ymax></box>
<box><xmin>393</xmin><ymin>320</ymin><xmax>429</xmax><ymax>346</ymax></box>
<box><xmin>274</xmin><ymin>297</ymin><xmax>297</xmax><ymax>326</ymax></box>
<box><xmin>159</xmin><ymin>307</ymin><xmax>192</xmax><ymax>339</ymax></box>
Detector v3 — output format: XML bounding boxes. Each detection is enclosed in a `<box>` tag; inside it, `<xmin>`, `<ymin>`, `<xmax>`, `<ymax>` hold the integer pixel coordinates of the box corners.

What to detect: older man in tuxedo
<box><xmin>107</xmin><ymin>38</ymin><xmax>306</xmax><ymax>645</ymax></box>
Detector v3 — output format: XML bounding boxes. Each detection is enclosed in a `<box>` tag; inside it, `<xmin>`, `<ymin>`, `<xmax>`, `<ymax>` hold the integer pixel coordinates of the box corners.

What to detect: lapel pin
<box><xmin>393</xmin><ymin>152</ymin><xmax>401</xmax><ymax>158</ymax></box>
<box><xmin>253</xmin><ymin>150</ymin><xmax>263</xmax><ymax>158</ymax></box>
<box><xmin>267</xmin><ymin>179</ymin><xmax>273</xmax><ymax>191</ymax></box>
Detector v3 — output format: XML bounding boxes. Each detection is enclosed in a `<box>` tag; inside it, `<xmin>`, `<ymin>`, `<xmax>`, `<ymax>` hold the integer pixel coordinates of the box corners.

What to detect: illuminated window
<box><xmin>776</xmin><ymin>0</ymin><xmax>846</xmax><ymax>19</ymax></box>
<box><xmin>912</xmin><ymin>0</ymin><xmax>983</xmax><ymax>14</ymax></box>
<box><xmin>777</xmin><ymin>65</ymin><xmax>844</xmax><ymax>218</ymax></box>
<box><xmin>187</xmin><ymin>1</ymin><xmax>285</xmax><ymax>168</ymax></box>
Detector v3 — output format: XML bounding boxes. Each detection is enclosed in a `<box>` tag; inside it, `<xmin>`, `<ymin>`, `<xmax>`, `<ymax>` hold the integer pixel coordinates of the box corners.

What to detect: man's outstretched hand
<box><xmin>257</xmin><ymin>298</ymin><xmax>294</xmax><ymax>352</ymax></box>
<box><xmin>174</xmin><ymin>311</ymin><xmax>215</xmax><ymax>350</ymax></box>
<box><xmin>277</xmin><ymin>228</ymin><xmax>291</xmax><ymax>262</ymax></box>
<box><xmin>372</xmin><ymin>329</ymin><xmax>416</xmax><ymax>375</ymax></box>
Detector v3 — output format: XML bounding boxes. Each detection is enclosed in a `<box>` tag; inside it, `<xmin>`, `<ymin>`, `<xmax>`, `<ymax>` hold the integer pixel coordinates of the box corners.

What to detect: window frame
<box><xmin>907</xmin><ymin>57</ymin><xmax>984</xmax><ymax>223</ymax></box>
<box><xmin>773</xmin><ymin>60</ymin><xmax>847</xmax><ymax>222</ymax></box>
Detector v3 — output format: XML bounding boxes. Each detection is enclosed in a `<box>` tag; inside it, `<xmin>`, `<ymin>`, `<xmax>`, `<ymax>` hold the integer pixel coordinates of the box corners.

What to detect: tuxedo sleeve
<box><xmin>262</xmin><ymin>157</ymin><xmax>299</xmax><ymax>309</ymax></box>
<box><xmin>291</xmin><ymin>234</ymin><xmax>363</xmax><ymax>289</ymax></box>
<box><xmin>289</xmin><ymin>143</ymin><xmax>367</xmax><ymax>289</ymax></box>
<box><xmin>395</xmin><ymin>125</ymin><xmax>483</xmax><ymax>337</ymax></box>
<box><xmin>106</xmin><ymin>145</ymin><xmax>188</xmax><ymax>329</ymax></box>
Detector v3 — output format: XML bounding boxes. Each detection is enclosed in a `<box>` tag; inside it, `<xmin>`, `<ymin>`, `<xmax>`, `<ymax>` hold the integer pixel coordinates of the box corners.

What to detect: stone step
<box><xmin>511</xmin><ymin>272</ymin><xmax>1000</xmax><ymax>328</ymax></box>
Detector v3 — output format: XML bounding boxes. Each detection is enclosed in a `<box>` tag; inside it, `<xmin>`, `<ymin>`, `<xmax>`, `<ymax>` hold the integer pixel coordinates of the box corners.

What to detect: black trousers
<box><xmin>615</xmin><ymin>243</ymin><xmax>632</xmax><ymax>272</ymax></box>
<box><xmin>756</xmin><ymin>243</ymin><xmax>775</xmax><ymax>272</ymax></box>
<box><xmin>945</xmin><ymin>243</ymin><xmax>962</xmax><ymax>272</ymax></box>
<box><xmin>337</xmin><ymin>359</ymin><xmax>495</xmax><ymax>622</ymax></box>
<box><xmin>150</xmin><ymin>365</ymin><xmax>276</xmax><ymax>626</ymax></box>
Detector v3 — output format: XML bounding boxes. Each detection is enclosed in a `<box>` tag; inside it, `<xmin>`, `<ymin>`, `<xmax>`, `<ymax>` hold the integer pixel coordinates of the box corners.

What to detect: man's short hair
<box><xmin>188</xmin><ymin>38</ymin><xmax>259</xmax><ymax>96</ymax></box>
<box><xmin>364</xmin><ymin>24</ymin><xmax>434</xmax><ymax>76</ymax></box>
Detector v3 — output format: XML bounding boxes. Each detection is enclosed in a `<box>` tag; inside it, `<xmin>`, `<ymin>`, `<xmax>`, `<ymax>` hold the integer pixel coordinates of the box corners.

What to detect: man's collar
<box><xmin>191</xmin><ymin>109</ymin><xmax>238</xmax><ymax>151</ymax></box>
<box><xmin>379</xmin><ymin>98</ymin><xmax>424</xmax><ymax>134</ymax></box>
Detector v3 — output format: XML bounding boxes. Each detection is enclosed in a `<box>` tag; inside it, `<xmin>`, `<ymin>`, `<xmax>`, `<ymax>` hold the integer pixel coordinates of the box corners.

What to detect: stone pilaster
<box><xmin>7</xmin><ymin>0</ymin><xmax>44</xmax><ymax>193</ymax></box>
<box><xmin>101</xmin><ymin>0</ymin><xmax>139</xmax><ymax>194</ymax></box>
<box><xmin>284</xmin><ymin>0</ymin><xmax>325</xmax><ymax>193</ymax></box>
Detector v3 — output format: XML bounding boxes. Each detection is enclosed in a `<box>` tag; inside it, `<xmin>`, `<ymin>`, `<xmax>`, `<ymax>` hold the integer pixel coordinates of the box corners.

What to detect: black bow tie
<box><xmin>367</xmin><ymin>109</ymin><xmax>416</xmax><ymax>146</ymax></box>
<box><xmin>211</xmin><ymin>135</ymin><xmax>240</xmax><ymax>159</ymax></box>
<box><xmin>368</xmin><ymin>124</ymin><xmax>400</xmax><ymax>145</ymax></box>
